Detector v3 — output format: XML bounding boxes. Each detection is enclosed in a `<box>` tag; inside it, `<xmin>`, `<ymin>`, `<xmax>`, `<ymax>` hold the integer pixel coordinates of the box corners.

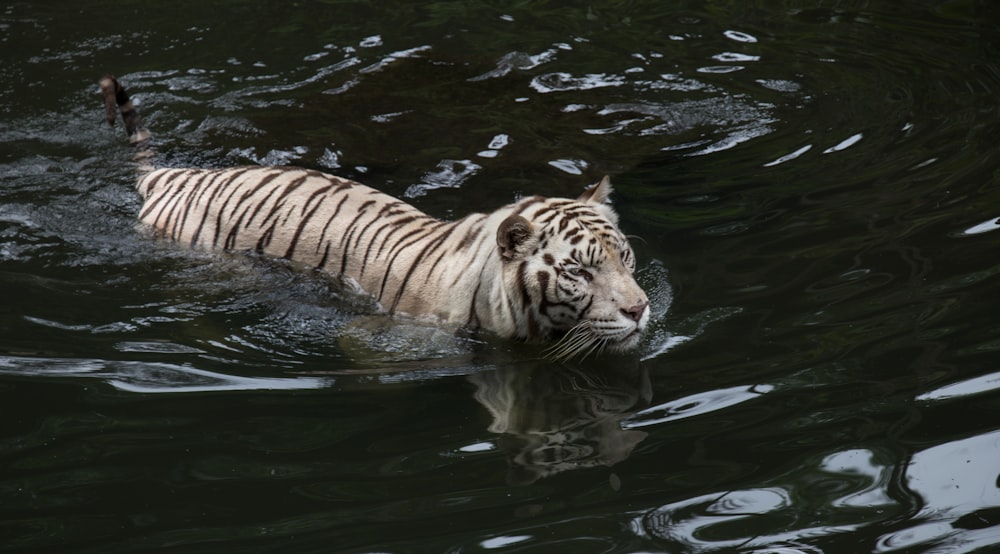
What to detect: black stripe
<box><xmin>189</xmin><ymin>167</ymin><xmax>255</xmax><ymax>247</ymax></box>
<box><xmin>255</xmin><ymin>221</ymin><xmax>277</xmax><ymax>252</ymax></box>
<box><xmin>316</xmin><ymin>195</ymin><xmax>358</xmax><ymax>273</ymax></box>
<box><xmin>338</xmin><ymin>200</ymin><xmax>377</xmax><ymax>275</ymax></box>
<box><xmin>451</xmin><ymin>214</ymin><xmax>486</xmax><ymax>252</ymax></box>
<box><xmin>208</xmin><ymin>172</ymin><xmax>253</xmax><ymax>248</ymax></box>
<box><xmin>254</xmin><ymin>171</ymin><xmax>311</xmax><ymax>228</ymax></box>
<box><xmin>171</xmin><ymin>171</ymin><xmax>225</xmax><ymax>244</ymax></box>
<box><xmin>138</xmin><ymin>169</ymin><xmax>192</xmax><ymax>222</ymax></box>
<box><xmin>371</xmin><ymin>214</ymin><xmax>421</xmax><ymax>261</ymax></box>
<box><xmin>557</xmin><ymin>215</ymin><xmax>569</xmax><ymax>232</ymax></box>
<box><xmin>161</xmin><ymin>171</ymin><xmax>209</xmax><ymax>236</ymax></box>
<box><xmin>138</xmin><ymin>168</ymin><xmax>184</xmax><ymax>199</ymax></box>
<box><xmin>282</xmin><ymin>185</ymin><xmax>332</xmax><ymax>259</ymax></box>
<box><xmin>504</xmin><ymin>293</ymin><xmax>519</xmax><ymax>331</ymax></box>
<box><xmin>512</xmin><ymin>196</ymin><xmax>545</xmax><ymax>217</ymax></box>
<box><xmin>533</xmin><ymin>200</ymin><xmax>574</xmax><ymax>223</ymax></box>
<box><xmin>315</xmin><ymin>193</ymin><xmax>352</xmax><ymax>258</ymax></box>
<box><xmin>234</xmin><ymin>169</ymin><xmax>292</xmax><ymax>225</ymax></box>
<box><xmin>513</xmin><ymin>261</ymin><xmax>544</xmax><ymax>337</ymax></box>
<box><xmin>376</xmin><ymin>221</ymin><xmax>444</xmax><ymax>303</ymax></box>
<box><xmin>356</xmin><ymin>205</ymin><xmax>411</xmax><ymax>280</ymax></box>
<box><xmin>316</xmin><ymin>241</ymin><xmax>333</xmax><ymax>269</ymax></box>
<box><xmin>223</xmin><ymin>170</ymin><xmax>289</xmax><ymax>248</ymax></box>
<box><xmin>466</xmin><ymin>277</ymin><xmax>484</xmax><ymax>327</ymax></box>
<box><xmin>389</xmin><ymin>224</ymin><xmax>457</xmax><ymax>313</ymax></box>
<box><xmin>421</xmin><ymin>221</ymin><xmax>470</xmax><ymax>284</ymax></box>
<box><xmin>450</xmin><ymin>229</ymin><xmax>490</xmax><ymax>288</ymax></box>
<box><xmin>346</xmin><ymin>196</ymin><xmax>382</xmax><ymax>251</ymax></box>
<box><xmin>515</xmin><ymin>260</ymin><xmax>531</xmax><ymax>310</ymax></box>
<box><xmin>526</xmin><ymin>310</ymin><xmax>542</xmax><ymax>338</ymax></box>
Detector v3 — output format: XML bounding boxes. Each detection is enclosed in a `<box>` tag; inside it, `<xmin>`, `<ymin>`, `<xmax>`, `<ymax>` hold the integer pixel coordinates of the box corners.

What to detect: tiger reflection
<box><xmin>469</xmin><ymin>362</ymin><xmax>651</xmax><ymax>484</ymax></box>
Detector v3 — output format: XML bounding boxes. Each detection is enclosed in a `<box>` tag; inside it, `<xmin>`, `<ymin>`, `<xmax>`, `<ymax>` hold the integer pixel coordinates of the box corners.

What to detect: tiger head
<box><xmin>496</xmin><ymin>176</ymin><xmax>650</xmax><ymax>359</ymax></box>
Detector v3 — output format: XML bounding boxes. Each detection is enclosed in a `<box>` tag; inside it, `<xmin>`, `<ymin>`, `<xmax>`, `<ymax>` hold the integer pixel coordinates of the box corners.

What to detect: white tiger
<box><xmin>100</xmin><ymin>74</ymin><xmax>650</xmax><ymax>358</ymax></box>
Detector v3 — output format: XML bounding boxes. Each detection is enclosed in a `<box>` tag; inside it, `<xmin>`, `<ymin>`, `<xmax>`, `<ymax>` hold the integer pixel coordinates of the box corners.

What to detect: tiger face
<box><xmin>497</xmin><ymin>177</ymin><xmax>649</xmax><ymax>358</ymax></box>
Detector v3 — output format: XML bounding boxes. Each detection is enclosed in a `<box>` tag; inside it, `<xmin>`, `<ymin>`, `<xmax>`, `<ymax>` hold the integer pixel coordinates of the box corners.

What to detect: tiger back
<box><xmin>101</xmin><ymin>74</ymin><xmax>650</xmax><ymax>357</ymax></box>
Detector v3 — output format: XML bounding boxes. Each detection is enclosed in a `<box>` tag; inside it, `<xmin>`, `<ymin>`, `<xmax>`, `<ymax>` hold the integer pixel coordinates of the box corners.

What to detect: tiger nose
<box><xmin>621</xmin><ymin>301</ymin><xmax>648</xmax><ymax>322</ymax></box>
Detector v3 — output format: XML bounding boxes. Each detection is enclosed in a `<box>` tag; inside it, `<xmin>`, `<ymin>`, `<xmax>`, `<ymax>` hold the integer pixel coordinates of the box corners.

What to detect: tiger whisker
<box><xmin>543</xmin><ymin>328</ymin><xmax>579</xmax><ymax>361</ymax></box>
<box><xmin>579</xmin><ymin>336</ymin><xmax>609</xmax><ymax>361</ymax></box>
<box><xmin>543</xmin><ymin>321</ymin><xmax>600</xmax><ymax>361</ymax></box>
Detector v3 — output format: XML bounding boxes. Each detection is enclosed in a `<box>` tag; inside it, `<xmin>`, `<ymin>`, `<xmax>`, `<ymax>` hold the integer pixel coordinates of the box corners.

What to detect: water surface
<box><xmin>3</xmin><ymin>1</ymin><xmax>1000</xmax><ymax>552</ymax></box>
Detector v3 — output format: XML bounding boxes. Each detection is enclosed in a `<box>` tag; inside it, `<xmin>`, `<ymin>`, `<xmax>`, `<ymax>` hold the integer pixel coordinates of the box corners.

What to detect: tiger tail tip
<box><xmin>99</xmin><ymin>73</ymin><xmax>151</xmax><ymax>147</ymax></box>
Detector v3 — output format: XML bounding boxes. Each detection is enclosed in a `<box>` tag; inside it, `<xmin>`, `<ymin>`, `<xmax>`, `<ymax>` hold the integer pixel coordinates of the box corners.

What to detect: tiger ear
<box><xmin>577</xmin><ymin>175</ymin><xmax>613</xmax><ymax>204</ymax></box>
<box><xmin>497</xmin><ymin>215</ymin><xmax>537</xmax><ymax>262</ymax></box>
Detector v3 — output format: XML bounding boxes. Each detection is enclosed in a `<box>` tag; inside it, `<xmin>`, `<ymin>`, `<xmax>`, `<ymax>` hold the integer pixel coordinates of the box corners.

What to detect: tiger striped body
<box><xmin>138</xmin><ymin>165</ymin><xmax>518</xmax><ymax>334</ymax></box>
<box><xmin>103</xmin><ymin>75</ymin><xmax>650</xmax><ymax>355</ymax></box>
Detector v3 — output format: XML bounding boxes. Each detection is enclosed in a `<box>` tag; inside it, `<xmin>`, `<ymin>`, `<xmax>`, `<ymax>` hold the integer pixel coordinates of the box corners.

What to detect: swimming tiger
<box><xmin>99</xmin><ymin>74</ymin><xmax>650</xmax><ymax>358</ymax></box>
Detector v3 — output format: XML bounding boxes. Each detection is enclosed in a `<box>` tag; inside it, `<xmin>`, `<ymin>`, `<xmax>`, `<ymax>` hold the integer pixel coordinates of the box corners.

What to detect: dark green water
<box><xmin>3</xmin><ymin>1</ymin><xmax>1000</xmax><ymax>552</ymax></box>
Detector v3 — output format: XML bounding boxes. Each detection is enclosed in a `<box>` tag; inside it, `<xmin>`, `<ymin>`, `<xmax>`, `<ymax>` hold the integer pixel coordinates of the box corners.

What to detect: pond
<box><xmin>3</xmin><ymin>1</ymin><xmax>1000</xmax><ymax>552</ymax></box>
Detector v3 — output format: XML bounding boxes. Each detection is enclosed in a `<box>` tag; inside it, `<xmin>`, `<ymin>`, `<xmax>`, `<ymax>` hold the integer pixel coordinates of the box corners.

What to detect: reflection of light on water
<box><xmin>959</xmin><ymin>217</ymin><xmax>1000</xmax><ymax>236</ymax></box>
<box><xmin>480</xmin><ymin>535</ymin><xmax>531</xmax><ymax>549</ymax></box>
<box><xmin>713</xmin><ymin>52</ymin><xmax>761</xmax><ymax>63</ymax></box>
<box><xmin>916</xmin><ymin>370</ymin><xmax>1000</xmax><ymax>402</ymax></box>
<box><xmin>358</xmin><ymin>45</ymin><xmax>432</xmax><ymax>75</ymax></box>
<box><xmin>628</xmin><ymin>426</ymin><xmax>1000</xmax><ymax>552</ymax></box>
<box><xmin>764</xmin><ymin>133</ymin><xmax>865</xmax><ymax>166</ymax></box>
<box><xmin>358</xmin><ymin>35</ymin><xmax>382</xmax><ymax>48</ymax></box>
<box><xmin>529</xmin><ymin>72</ymin><xmax>626</xmax><ymax>93</ymax></box>
<box><xmin>469</xmin><ymin>49</ymin><xmax>561</xmax><ymax>81</ymax></box>
<box><xmin>405</xmin><ymin>159</ymin><xmax>482</xmax><ymax>198</ymax></box>
<box><xmin>874</xmin><ymin>429</ymin><xmax>1000</xmax><ymax>552</ymax></box>
<box><xmin>763</xmin><ymin>144</ymin><xmax>813</xmax><ymax>167</ymax></box>
<box><xmin>821</xmin><ymin>449</ymin><xmax>895</xmax><ymax>509</ymax></box>
<box><xmin>632</xmin><ymin>488</ymin><xmax>818</xmax><ymax>552</ymax></box>
<box><xmin>632</xmin><ymin>447</ymin><xmax>897</xmax><ymax>552</ymax></box>
<box><xmin>115</xmin><ymin>341</ymin><xmax>206</xmax><ymax>354</ymax></box>
<box><xmin>697</xmin><ymin>65</ymin><xmax>746</xmax><ymax>74</ymax></box>
<box><xmin>723</xmin><ymin>30</ymin><xmax>758</xmax><ymax>43</ymax></box>
<box><xmin>477</xmin><ymin>133</ymin><xmax>510</xmax><ymax>159</ymax></box>
<box><xmin>0</xmin><ymin>355</ymin><xmax>329</xmax><ymax>393</ymax></box>
<box><xmin>621</xmin><ymin>384</ymin><xmax>774</xmax><ymax>429</ymax></box>
<box><xmin>691</xmin><ymin>124</ymin><xmax>773</xmax><ymax>156</ymax></box>
<box><xmin>757</xmin><ymin>78</ymin><xmax>802</xmax><ymax>93</ymax></box>
<box><xmin>458</xmin><ymin>441</ymin><xmax>496</xmax><ymax>453</ymax></box>
<box><xmin>547</xmin><ymin>158</ymin><xmax>588</xmax><ymax>175</ymax></box>
<box><xmin>823</xmin><ymin>132</ymin><xmax>864</xmax><ymax>153</ymax></box>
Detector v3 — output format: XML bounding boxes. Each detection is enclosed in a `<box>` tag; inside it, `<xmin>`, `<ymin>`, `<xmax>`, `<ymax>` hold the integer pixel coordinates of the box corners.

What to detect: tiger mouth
<box><xmin>617</xmin><ymin>328</ymin><xmax>644</xmax><ymax>346</ymax></box>
<box><xmin>543</xmin><ymin>321</ymin><xmax>645</xmax><ymax>360</ymax></box>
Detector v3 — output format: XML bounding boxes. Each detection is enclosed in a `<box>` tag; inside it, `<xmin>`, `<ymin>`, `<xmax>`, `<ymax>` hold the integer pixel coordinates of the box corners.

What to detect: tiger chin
<box><xmin>99</xmin><ymin>74</ymin><xmax>650</xmax><ymax>359</ymax></box>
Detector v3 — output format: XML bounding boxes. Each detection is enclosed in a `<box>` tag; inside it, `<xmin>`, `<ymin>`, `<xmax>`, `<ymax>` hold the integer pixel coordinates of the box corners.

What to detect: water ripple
<box><xmin>405</xmin><ymin>159</ymin><xmax>482</xmax><ymax>198</ymax></box>
<box><xmin>959</xmin><ymin>217</ymin><xmax>1000</xmax><ymax>236</ymax></box>
<box><xmin>529</xmin><ymin>72</ymin><xmax>626</xmax><ymax>93</ymax></box>
<box><xmin>0</xmin><ymin>355</ymin><xmax>329</xmax><ymax>393</ymax></box>
<box><xmin>622</xmin><ymin>384</ymin><xmax>773</xmax><ymax>429</ymax></box>
<box><xmin>469</xmin><ymin>48</ymin><xmax>560</xmax><ymax>81</ymax></box>
<box><xmin>633</xmin><ymin>446</ymin><xmax>902</xmax><ymax>551</ymax></box>
<box><xmin>917</xmin><ymin>370</ymin><xmax>1000</xmax><ymax>402</ymax></box>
